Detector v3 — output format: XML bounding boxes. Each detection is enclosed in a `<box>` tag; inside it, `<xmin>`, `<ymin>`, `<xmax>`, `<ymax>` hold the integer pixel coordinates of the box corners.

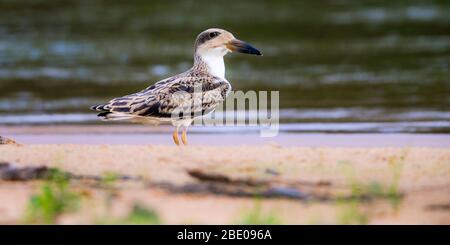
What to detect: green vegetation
<box><xmin>386</xmin><ymin>155</ymin><xmax>404</xmax><ymax>209</ymax></box>
<box><xmin>336</xmin><ymin>199</ymin><xmax>369</xmax><ymax>225</ymax></box>
<box><xmin>99</xmin><ymin>171</ymin><xmax>121</xmax><ymax>213</ymax></box>
<box><xmin>120</xmin><ymin>204</ymin><xmax>161</xmax><ymax>225</ymax></box>
<box><xmin>336</xmin><ymin>155</ymin><xmax>405</xmax><ymax>224</ymax></box>
<box><xmin>96</xmin><ymin>204</ymin><xmax>161</xmax><ymax>225</ymax></box>
<box><xmin>24</xmin><ymin>168</ymin><xmax>161</xmax><ymax>224</ymax></box>
<box><xmin>101</xmin><ymin>172</ymin><xmax>120</xmax><ymax>186</ymax></box>
<box><xmin>235</xmin><ymin>197</ymin><xmax>282</xmax><ymax>225</ymax></box>
<box><xmin>24</xmin><ymin>169</ymin><xmax>80</xmax><ymax>224</ymax></box>
<box><xmin>95</xmin><ymin>172</ymin><xmax>161</xmax><ymax>225</ymax></box>
<box><xmin>336</xmin><ymin>179</ymin><xmax>402</xmax><ymax>224</ymax></box>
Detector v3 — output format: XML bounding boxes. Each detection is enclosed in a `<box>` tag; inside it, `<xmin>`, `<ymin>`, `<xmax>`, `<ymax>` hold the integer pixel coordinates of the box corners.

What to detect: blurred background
<box><xmin>0</xmin><ymin>0</ymin><xmax>449</xmax><ymax>133</ymax></box>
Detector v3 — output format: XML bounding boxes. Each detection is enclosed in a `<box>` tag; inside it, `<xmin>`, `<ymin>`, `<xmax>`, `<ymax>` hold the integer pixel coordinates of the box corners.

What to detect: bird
<box><xmin>90</xmin><ymin>28</ymin><xmax>262</xmax><ymax>145</ymax></box>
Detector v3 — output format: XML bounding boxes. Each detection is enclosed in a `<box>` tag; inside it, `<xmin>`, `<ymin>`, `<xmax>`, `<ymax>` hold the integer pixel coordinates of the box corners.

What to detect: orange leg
<box><xmin>181</xmin><ymin>127</ymin><xmax>188</xmax><ymax>145</ymax></box>
<box><xmin>172</xmin><ymin>128</ymin><xmax>180</xmax><ymax>146</ymax></box>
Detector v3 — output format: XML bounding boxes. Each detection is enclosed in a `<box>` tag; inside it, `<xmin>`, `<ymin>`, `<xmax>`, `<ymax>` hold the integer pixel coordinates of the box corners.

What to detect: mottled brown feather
<box><xmin>91</xmin><ymin>61</ymin><xmax>231</xmax><ymax>121</ymax></box>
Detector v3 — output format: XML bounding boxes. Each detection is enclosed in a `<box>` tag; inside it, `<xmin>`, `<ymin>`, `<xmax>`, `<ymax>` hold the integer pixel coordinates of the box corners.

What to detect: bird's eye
<box><xmin>209</xmin><ymin>32</ymin><xmax>219</xmax><ymax>38</ymax></box>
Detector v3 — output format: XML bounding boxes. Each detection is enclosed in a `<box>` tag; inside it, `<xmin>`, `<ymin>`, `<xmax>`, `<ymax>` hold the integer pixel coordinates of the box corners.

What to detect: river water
<box><xmin>0</xmin><ymin>0</ymin><xmax>449</xmax><ymax>133</ymax></box>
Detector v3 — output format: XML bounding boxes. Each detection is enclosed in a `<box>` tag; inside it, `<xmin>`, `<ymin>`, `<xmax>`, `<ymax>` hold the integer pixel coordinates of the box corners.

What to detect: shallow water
<box><xmin>0</xmin><ymin>0</ymin><xmax>449</xmax><ymax>132</ymax></box>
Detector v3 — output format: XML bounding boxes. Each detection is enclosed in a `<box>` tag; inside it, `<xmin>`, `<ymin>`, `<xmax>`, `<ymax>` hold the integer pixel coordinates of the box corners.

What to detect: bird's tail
<box><xmin>91</xmin><ymin>110</ymin><xmax>135</xmax><ymax>121</ymax></box>
<box><xmin>90</xmin><ymin>104</ymin><xmax>132</xmax><ymax>121</ymax></box>
<box><xmin>99</xmin><ymin>112</ymin><xmax>135</xmax><ymax>121</ymax></box>
<box><xmin>90</xmin><ymin>104</ymin><xmax>110</xmax><ymax>111</ymax></box>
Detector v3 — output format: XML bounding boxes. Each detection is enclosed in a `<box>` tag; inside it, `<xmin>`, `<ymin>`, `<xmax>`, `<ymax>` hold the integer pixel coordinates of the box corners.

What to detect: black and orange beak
<box><xmin>226</xmin><ymin>39</ymin><xmax>262</xmax><ymax>56</ymax></box>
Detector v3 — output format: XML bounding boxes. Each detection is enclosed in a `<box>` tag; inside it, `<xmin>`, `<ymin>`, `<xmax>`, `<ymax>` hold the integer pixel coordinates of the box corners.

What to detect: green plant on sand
<box><xmin>24</xmin><ymin>169</ymin><xmax>81</xmax><ymax>224</ymax></box>
<box><xmin>235</xmin><ymin>196</ymin><xmax>282</xmax><ymax>225</ymax></box>
<box><xmin>336</xmin><ymin>156</ymin><xmax>404</xmax><ymax>224</ymax></box>
<box><xmin>96</xmin><ymin>203</ymin><xmax>161</xmax><ymax>225</ymax></box>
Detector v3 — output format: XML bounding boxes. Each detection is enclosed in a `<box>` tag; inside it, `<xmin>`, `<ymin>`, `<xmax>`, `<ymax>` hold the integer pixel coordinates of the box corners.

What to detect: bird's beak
<box><xmin>226</xmin><ymin>39</ymin><xmax>262</xmax><ymax>56</ymax></box>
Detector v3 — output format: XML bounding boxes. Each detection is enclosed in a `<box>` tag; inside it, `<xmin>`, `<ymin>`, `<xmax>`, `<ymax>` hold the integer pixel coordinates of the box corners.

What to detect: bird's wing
<box><xmin>92</xmin><ymin>74</ymin><xmax>231</xmax><ymax>119</ymax></box>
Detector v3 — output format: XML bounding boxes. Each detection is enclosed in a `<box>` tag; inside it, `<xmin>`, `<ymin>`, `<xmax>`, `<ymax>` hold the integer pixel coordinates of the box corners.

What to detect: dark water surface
<box><xmin>0</xmin><ymin>0</ymin><xmax>449</xmax><ymax>133</ymax></box>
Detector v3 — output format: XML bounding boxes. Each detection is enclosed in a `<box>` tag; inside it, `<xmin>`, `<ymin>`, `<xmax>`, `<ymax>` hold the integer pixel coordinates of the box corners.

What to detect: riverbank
<box><xmin>0</xmin><ymin>142</ymin><xmax>449</xmax><ymax>224</ymax></box>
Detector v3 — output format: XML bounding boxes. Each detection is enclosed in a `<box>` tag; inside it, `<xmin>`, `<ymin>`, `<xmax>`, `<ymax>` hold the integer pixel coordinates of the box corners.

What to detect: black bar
<box><xmin>1</xmin><ymin>225</ymin><xmax>449</xmax><ymax>243</ymax></box>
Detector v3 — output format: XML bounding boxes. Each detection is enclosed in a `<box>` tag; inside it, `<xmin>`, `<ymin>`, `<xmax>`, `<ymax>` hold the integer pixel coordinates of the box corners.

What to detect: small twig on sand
<box><xmin>0</xmin><ymin>162</ymin><xmax>54</xmax><ymax>181</ymax></box>
<box><xmin>187</xmin><ymin>168</ymin><xmax>332</xmax><ymax>188</ymax></box>
<box><xmin>147</xmin><ymin>181</ymin><xmax>312</xmax><ymax>200</ymax></box>
<box><xmin>187</xmin><ymin>169</ymin><xmax>265</xmax><ymax>186</ymax></box>
<box><xmin>185</xmin><ymin>169</ymin><xmax>334</xmax><ymax>201</ymax></box>
<box><xmin>0</xmin><ymin>162</ymin><xmax>141</xmax><ymax>182</ymax></box>
<box><xmin>0</xmin><ymin>136</ymin><xmax>20</xmax><ymax>146</ymax></box>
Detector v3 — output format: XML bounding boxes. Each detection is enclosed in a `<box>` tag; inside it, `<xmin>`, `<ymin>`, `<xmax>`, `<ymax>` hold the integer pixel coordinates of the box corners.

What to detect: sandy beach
<box><xmin>0</xmin><ymin>126</ymin><xmax>449</xmax><ymax>224</ymax></box>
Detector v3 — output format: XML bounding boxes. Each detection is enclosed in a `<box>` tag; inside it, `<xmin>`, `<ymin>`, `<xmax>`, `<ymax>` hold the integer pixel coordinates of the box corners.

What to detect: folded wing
<box><xmin>91</xmin><ymin>75</ymin><xmax>231</xmax><ymax>120</ymax></box>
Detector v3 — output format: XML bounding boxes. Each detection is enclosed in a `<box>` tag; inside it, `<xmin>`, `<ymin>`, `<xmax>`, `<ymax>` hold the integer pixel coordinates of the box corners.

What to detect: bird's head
<box><xmin>194</xmin><ymin>28</ymin><xmax>262</xmax><ymax>58</ymax></box>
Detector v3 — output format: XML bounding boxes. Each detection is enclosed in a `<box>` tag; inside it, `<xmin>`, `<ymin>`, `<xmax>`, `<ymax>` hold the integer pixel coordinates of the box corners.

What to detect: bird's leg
<box><xmin>172</xmin><ymin>127</ymin><xmax>180</xmax><ymax>146</ymax></box>
<box><xmin>181</xmin><ymin>127</ymin><xmax>188</xmax><ymax>145</ymax></box>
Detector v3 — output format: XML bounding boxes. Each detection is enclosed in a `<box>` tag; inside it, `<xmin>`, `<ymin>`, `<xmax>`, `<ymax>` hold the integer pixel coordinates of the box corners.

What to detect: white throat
<box><xmin>197</xmin><ymin>48</ymin><xmax>227</xmax><ymax>79</ymax></box>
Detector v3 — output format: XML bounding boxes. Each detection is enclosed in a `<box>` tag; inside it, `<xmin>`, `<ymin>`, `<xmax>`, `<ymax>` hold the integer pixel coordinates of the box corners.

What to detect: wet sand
<box><xmin>1</xmin><ymin>125</ymin><xmax>450</xmax><ymax>147</ymax></box>
<box><xmin>0</xmin><ymin>125</ymin><xmax>449</xmax><ymax>224</ymax></box>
